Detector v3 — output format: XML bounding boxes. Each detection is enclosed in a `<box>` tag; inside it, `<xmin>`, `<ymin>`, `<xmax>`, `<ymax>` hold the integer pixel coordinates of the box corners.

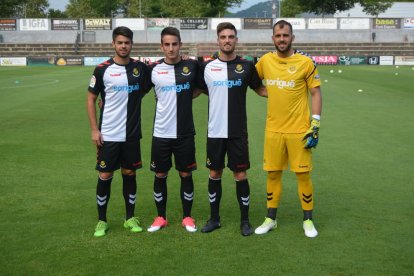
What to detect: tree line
<box><xmin>0</xmin><ymin>0</ymin><xmax>410</xmax><ymax>19</ymax></box>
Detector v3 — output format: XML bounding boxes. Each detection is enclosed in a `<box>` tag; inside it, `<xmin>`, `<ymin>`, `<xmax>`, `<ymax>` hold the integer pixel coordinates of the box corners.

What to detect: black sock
<box><xmin>267</xmin><ymin>208</ymin><xmax>277</xmax><ymax>220</ymax></box>
<box><xmin>236</xmin><ymin>179</ymin><xmax>250</xmax><ymax>222</ymax></box>
<box><xmin>96</xmin><ymin>176</ymin><xmax>112</xmax><ymax>222</ymax></box>
<box><xmin>208</xmin><ymin>177</ymin><xmax>222</xmax><ymax>220</ymax></box>
<box><xmin>180</xmin><ymin>174</ymin><xmax>194</xmax><ymax>218</ymax></box>
<box><xmin>303</xmin><ymin>210</ymin><xmax>313</xmax><ymax>221</ymax></box>
<box><xmin>122</xmin><ymin>174</ymin><xmax>137</xmax><ymax>220</ymax></box>
<box><xmin>153</xmin><ymin>175</ymin><xmax>167</xmax><ymax>219</ymax></box>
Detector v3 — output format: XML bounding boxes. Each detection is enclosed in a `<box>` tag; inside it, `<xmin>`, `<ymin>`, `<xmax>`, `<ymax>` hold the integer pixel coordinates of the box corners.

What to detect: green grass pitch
<box><xmin>0</xmin><ymin>65</ymin><xmax>413</xmax><ymax>274</ymax></box>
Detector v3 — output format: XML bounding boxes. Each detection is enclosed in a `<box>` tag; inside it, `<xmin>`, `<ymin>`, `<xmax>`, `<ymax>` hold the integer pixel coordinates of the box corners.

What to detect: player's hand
<box><xmin>303</xmin><ymin>118</ymin><xmax>320</xmax><ymax>149</ymax></box>
<box><xmin>92</xmin><ymin>129</ymin><xmax>104</xmax><ymax>147</ymax></box>
<box><xmin>97</xmin><ymin>98</ymin><xmax>103</xmax><ymax>109</ymax></box>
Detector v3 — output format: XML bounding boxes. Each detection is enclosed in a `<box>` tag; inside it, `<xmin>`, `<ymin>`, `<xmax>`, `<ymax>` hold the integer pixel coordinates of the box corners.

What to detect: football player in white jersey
<box><xmin>87</xmin><ymin>26</ymin><xmax>151</xmax><ymax>237</ymax></box>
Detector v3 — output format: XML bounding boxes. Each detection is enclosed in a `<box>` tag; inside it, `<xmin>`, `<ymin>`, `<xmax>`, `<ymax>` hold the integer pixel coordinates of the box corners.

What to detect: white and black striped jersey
<box><xmin>199</xmin><ymin>56</ymin><xmax>262</xmax><ymax>138</ymax></box>
<box><xmin>149</xmin><ymin>58</ymin><xmax>199</xmax><ymax>138</ymax></box>
<box><xmin>88</xmin><ymin>58</ymin><xmax>151</xmax><ymax>142</ymax></box>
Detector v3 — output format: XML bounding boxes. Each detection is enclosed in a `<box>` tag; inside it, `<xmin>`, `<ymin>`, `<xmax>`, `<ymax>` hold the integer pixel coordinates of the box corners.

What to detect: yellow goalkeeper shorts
<box><xmin>263</xmin><ymin>131</ymin><xmax>312</xmax><ymax>172</ymax></box>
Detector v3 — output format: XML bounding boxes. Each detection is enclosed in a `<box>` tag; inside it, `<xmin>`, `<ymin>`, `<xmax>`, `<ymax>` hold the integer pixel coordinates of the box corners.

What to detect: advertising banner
<box><xmin>404</xmin><ymin>18</ymin><xmax>414</xmax><ymax>29</ymax></box>
<box><xmin>27</xmin><ymin>56</ymin><xmax>55</xmax><ymax>66</ymax></box>
<box><xmin>147</xmin><ymin>18</ymin><xmax>180</xmax><ymax>30</ymax></box>
<box><xmin>115</xmin><ymin>18</ymin><xmax>145</xmax><ymax>30</ymax></box>
<box><xmin>84</xmin><ymin>18</ymin><xmax>111</xmax><ymax>30</ymax></box>
<box><xmin>379</xmin><ymin>56</ymin><xmax>394</xmax><ymax>65</ymax></box>
<box><xmin>211</xmin><ymin>18</ymin><xmax>242</xmax><ymax>30</ymax></box>
<box><xmin>19</xmin><ymin>18</ymin><xmax>49</xmax><ymax>31</ymax></box>
<box><xmin>275</xmin><ymin>18</ymin><xmax>306</xmax><ymax>30</ymax></box>
<box><xmin>0</xmin><ymin>57</ymin><xmax>27</xmax><ymax>66</ymax></box>
<box><xmin>0</xmin><ymin>19</ymin><xmax>17</xmax><ymax>31</ymax></box>
<box><xmin>84</xmin><ymin>57</ymin><xmax>110</xmax><ymax>66</ymax></box>
<box><xmin>180</xmin><ymin>18</ymin><xmax>208</xmax><ymax>30</ymax></box>
<box><xmin>338</xmin><ymin>56</ymin><xmax>366</xmax><ymax>65</ymax></box>
<box><xmin>367</xmin><ymin>56</ymin><xmax>380</xmax><ymax>65</ymax></box>
<box><xmin>308</xmin><ymin>18</ymin><xmax>337</xmax><ymax>29</ymax></box>
<box><xmin>311</xmin><ymin>56</ymin><xmax>338</xmax><ymax>65</ymax></box>
<box><xmin>373</xmin><ymin>18</ymin><xmax>401</xmax><ymax>29</ymax></box>
<box><xmin>51</xmin><ymin>19</ymin><xmax>80</xmax><ymax>30</ymax></box>
<box><xmin>244</xmin><ymin>18</ymin><xmax>272</xmax><ymax>29</ymax></box>
<box><xmin>395</xmin><ymin>56</ymin><xmax>414</xmax><ymax>65</ymax></box>
<box><xmin>55</xmin><ymin>57</ymin><xmax>83</xmax><ymax>66</ymax></box>
<box><xmin>340</xmin><ymin>18</ymin><xmax>370</xmax><ymax>30</ymax></box>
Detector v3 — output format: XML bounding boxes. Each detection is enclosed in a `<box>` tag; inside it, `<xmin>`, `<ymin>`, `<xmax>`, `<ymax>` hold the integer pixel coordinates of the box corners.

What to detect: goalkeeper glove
<box><xmin>303</xmin><ymin>117</ymin><xmax>320</xmax><ymax>149</ymax></box>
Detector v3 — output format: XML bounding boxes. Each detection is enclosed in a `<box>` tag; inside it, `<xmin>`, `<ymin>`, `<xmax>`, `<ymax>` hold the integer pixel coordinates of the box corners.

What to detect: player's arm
<box><xmin>87</xmin><ymin>91</ymin><xmax>104</xmax><ymax>146</ymax></box>
<box><xmin>254</xmin><ymin>85</ymin><xmax>267</xmax><ymax>97</ymax></box>
<box><xmin>310</xmin><ymin>86</ymin><xmax>322</xmax><ymax>116</ymax></box>
<box><xmin>303</xmin><ymin>86</ymin><xmax>322</xmax><ymax>149</ymax></box>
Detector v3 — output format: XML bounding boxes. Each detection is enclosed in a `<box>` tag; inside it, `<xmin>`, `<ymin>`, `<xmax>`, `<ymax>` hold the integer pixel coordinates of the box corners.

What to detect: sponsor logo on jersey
<box><xmin>160</xmin><ymin>82</ymin><xmax>190</xmax><ymax>93</ymax></box>
<box><xmin>133</xmin><ymin>68</ymin><xmax>140</xmax><ymax>77</ymax></box>
<box><xmin>211</xmin><ymin>68</ymin><xmax>222</xmax><ymax>71</ymax></box>
<box><xmin>113</xmin><ymin>84</ymin><xmax>140</xmax><ymax>93</ymax></box>
<box><xmin>213</xmin><ymin>79</ymin><xmax>242</xmax><ymax>88</ymax></box>
<box><xmin>89</xmin><ymin>75</ymin><xmax>96</xmax><ymax>88</ymax></box>
<box><xmin>265</xmin><ymin>78</ymin><xmax>296</xmax><ymax>89</ymax></box>
<box><xmin>99</xmin><ymin>161</ymin><xmax>106</xmax><ymax>168</ymax></box>
<box><xmin>182</xmin><ymin>66</ymin><xmax>191</xmax><ymax>76</ymax></box>
<box><xmin>158</xmin><ymin>71</ymin><xmax>168</xmax><ymax>74</ymax></box>
<box><xmin>314</xmin><ymin>74</ymin><xmax>320</xmax><ymax>80</ymax></box>
<box><xmin>235</xmin><ymin>64</ymin><xmax>244</xmax><ymax>73</ymax></box>
<box><xmin>110</xmin><ymin>73</ymin><xmax>121</xmax><ymax>77</ymax></box>
<box><xmin>287</xmin><ymin>66</ymin><xmax>297</xmax><ymax>74</ymax></box>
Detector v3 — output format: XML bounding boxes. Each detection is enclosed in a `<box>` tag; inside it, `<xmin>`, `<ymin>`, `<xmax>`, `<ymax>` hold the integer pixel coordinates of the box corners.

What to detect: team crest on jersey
<box><xmin>89</xmin><ymin>75</ymin><xmax>96</xmax><ymax>88</ymax></box>
<box><xmin>287</xmin><ymin>66</ymin><xmax>297</xmax><ymax>74</ymax></box>
<box><xmin>181</xmin><ymin>66</ymin><xmax>191</xmax><ymax>76</ymax></box>
<box><xmin>99</xmin><ymin>161</ymin><xmax>106</xmax><ymax>169</ymax></box>
<box><xmin>235</xmin><ymin>64</ymin><xmax>244</xmax><ymax>74</ymax></box>
<box><xmin>133</xmin><ymin>68</ymin><xmax>140</xmax><ymax>77</ymax></box>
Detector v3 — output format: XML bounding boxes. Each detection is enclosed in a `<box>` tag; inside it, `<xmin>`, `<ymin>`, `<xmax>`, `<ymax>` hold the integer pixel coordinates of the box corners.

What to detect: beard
<box><xmin>220</xmin><ymin>44</ymin><xmax>235</xmax><ymax>55</ymax></box>
<box><xmin>275</xmin><ymin>42</ymin><xmax>292</xmax><ymax>55</ymax></box>
<box><xmin>116</xmin><ymin>48</ymin><xmax>130</xmax><ymax>58</ymax></box>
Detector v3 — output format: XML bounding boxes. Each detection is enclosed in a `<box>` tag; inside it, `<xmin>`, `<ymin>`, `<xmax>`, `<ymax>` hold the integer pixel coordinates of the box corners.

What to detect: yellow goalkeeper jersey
<box><xmin>256</xmin><ymin>51</ymin><xmax>321</xmax><ymax>133</ymax></box>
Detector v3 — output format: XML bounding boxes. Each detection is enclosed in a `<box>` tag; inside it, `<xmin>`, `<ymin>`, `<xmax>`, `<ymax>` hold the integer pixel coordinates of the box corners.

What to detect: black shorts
<box><xmin>150</xmin><ymin>136</ymin><xmax>197</xmax><ymax>173</ymax></box>
<box><xmin>206</xmin><ymin>137</ymin><xmax>250</xmax><ymax>172</ymax></box>
<box><xmin>96</xmin><ymin>140</ymin><xmax>142</xmax><ymax>172</ymax></box>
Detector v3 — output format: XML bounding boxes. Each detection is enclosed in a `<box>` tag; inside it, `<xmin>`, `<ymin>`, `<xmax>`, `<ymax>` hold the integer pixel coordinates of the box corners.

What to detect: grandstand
<box><xmin>0</xmin><ymin>42</ymin><xmax>412</xmax><ymax>58</ymax></box>
<box><xmin>0</xmin><ymin>17</ymin><xmax>413</xmax><ymax>64</ymax></box>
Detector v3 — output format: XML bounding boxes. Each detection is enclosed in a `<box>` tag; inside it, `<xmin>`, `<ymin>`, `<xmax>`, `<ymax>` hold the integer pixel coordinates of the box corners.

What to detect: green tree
<box><xmin>66</xmin><ymin>0</ymin><xmax>120</xmax><ymax>18</ymax></box>
<box><xmin>0</xmin><ymin>0</ymin><xmax>49</xmax><ymax>18</ymax></box>
<box><xmin>294</xmin><ymin>0</ymin><xmax>396</xmax><ymax>16</ymax></box>
<box><xmin>281</xmin><ymin>0</ymin><xmax>305</xmax><ymax>17</ymax></box>
<box><xmin>48</xmin><ymin>8</ymin><xmax>68</xmax><ymax>18</ymax></box>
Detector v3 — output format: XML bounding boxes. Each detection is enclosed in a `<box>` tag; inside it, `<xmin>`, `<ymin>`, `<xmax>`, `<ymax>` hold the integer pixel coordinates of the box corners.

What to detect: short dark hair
<box><xmin>161</xmin><ymin>27</ymin><xmax>181</xmax><ymax>43</ymax></box>
<box><xmin>112</xmin><ymin>26</ymin><xmax>133</xmax><ymax>42</ymax></box>
<box><xmin>273</xmin><ymin>20</ymin><xmax>293</xmax><ymax>34</ymax></box>
<box><xmin>216</xmin><ymin>22</ymin><xmax>237</xmax><ymax>36</ymax></box>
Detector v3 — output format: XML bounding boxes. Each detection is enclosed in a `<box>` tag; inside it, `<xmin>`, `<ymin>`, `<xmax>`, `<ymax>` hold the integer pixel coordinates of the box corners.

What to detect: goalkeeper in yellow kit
<box><xmin>254</xmin><ymin>20</ymin><xmax>322</xmax><ymax>238</ymax></box>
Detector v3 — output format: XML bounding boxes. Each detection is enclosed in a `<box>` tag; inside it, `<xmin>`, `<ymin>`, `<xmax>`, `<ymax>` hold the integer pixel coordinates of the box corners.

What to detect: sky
<box><xmin>48</xmin><ymin>0</ymin><xmax>268</xmax><ymax>13</ymax></box>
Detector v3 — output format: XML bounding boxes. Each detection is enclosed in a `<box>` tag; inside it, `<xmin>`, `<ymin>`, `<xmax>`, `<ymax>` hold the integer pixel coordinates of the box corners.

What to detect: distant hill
<box><xmin>225</xmin><ymin>1</ymin><xmax>273</xmax><ymax>18</ymax></box>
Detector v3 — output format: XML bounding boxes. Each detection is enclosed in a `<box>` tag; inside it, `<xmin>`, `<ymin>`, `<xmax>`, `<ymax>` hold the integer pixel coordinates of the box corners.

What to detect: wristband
<box><xmin>312</xmin><ymin>114</ymin><xmax>321</xmax><ymax>121</ymax></box>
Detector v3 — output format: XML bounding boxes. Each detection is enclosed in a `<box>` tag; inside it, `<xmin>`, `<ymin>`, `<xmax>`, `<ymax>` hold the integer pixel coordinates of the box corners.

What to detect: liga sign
<box><xmin>19</xmin><ymin>18</ymin><xmax>48</xmax><ymax>31</ymax></box>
